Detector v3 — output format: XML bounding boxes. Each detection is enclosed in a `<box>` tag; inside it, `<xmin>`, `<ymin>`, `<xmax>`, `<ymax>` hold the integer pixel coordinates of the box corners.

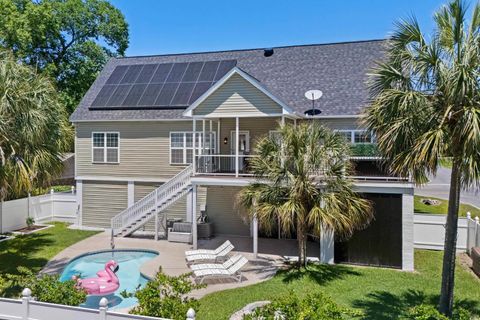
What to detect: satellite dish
<box><xmin>305</xmin><ymin>89</ymin><xmax>323</xmax><ymax>101</ymax></box>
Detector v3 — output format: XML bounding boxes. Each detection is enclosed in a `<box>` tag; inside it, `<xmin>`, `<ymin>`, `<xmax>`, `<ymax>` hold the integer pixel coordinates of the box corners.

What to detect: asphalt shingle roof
<box><xmin>70</xmin><ymin>39</ymin><xmax>386</xmax><ymax>122</ymax></box>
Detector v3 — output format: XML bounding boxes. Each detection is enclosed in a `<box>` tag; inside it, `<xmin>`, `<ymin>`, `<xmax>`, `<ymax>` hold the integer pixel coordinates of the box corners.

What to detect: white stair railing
<box><xmin>111</xmin><ymin>165</ymin><xmax>193</xmax><ymax>236</ymax></box>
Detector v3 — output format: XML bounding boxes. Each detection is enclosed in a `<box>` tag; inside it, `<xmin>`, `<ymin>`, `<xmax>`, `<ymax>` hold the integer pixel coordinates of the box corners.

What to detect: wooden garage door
<box><xmin>206</xmin><ymin>186</ymin><xmax>251</xmax><ymax>237</ymax></box>
<box><xmin>334</xmin><ymin>193</ymin><xmax>403</xmax><ymax>268</ymax></box>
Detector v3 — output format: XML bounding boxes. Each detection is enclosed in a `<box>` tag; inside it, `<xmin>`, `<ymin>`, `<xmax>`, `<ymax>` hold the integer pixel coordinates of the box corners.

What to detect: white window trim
<box><xmin>335</xmin><ymin>129</ymin><xmax>374</xmax><ymax>144</ymax></box>
<box><xmin>169</xmin><ymin>131</ymin><xmax>216</xmax><ymax>165</ymax></box>
<box><xmin>91</xmin><ymin>131</ymin><xmax>120</xmax><ymax>164</ymax></box>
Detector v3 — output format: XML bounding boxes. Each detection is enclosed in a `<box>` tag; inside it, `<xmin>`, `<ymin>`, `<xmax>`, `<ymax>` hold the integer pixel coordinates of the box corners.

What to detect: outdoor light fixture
<box><xmin>223</xmin><ymin>137</ymin><xmax>228</xmax><ymax>144</ymax></box>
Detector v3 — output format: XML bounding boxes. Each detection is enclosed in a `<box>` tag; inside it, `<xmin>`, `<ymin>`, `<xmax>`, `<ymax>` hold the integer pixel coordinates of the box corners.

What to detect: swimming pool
<box><xmin>60</xmin><ymin>249</ymin><xmax>158</xmax><ymax>310</ymax></box>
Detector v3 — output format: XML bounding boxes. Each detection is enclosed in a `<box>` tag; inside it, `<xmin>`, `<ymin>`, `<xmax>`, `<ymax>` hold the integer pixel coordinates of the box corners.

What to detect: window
<box><xmin>269</xmin><ymin>130</ymin><xmax>282</xmax><ymax>144</ymax></box>
<box><xmin>92</xmin><ymin>132</ymin><xmax>119</xmax><ymax>163</ymax></box>
<box><xmin>170</xmin><ymin>132</ymin><xmax>216</xmax><ymax>164</ymax></box>
<box><xmin>335</xmin><ymin>130</ymin><xmax>373</xmax><ymax>144</ymax></box>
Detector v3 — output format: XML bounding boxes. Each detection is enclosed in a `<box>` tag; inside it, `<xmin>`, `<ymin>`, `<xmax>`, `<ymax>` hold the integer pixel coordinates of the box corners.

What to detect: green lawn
<box><xmin>197</xmin><ymin>250</ymin><xmax>480</xmax><ymax>320</ymax></box>
<box><xmin>414</xmin><ymin>195</ymin><xmax>480</xmax><ymax>217</ymax></box>
<box><xmin>0</xmin><ymin>222</ymin><xmax>99</xmax><ymax>275</ymax></box>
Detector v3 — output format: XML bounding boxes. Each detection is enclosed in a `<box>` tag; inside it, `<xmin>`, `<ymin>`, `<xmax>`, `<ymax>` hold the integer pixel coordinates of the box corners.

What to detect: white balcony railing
<box><xmin>195</xmin><ymin>154</ymin><xmax>257</xmax><ymax>176</ymax></box>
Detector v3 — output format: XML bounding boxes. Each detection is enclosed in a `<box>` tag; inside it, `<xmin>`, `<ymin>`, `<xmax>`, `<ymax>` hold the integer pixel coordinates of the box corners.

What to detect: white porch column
<box><xmin>235</xmin><ymin>117</ymin><xmax>239</xmax><ymax>177</ymax></box>
<box><xmin>217</xmin><ymin>119</ymin><xmax>221</xmax><ymax>152</ymax></box>
<box><xmin>209</xmin><ymin>120</ymin><xmax>213</xmax><ymax>153</ymax></box>
<box><xmin>154</xmin><ymin>189</ymin><xmax>159</xmax><ymax>241</ymax></box>
<box><xmin>186</xmin><ymin>189</ymin><xmax>193</xmax><ymax>222</ymax></box>
<box><xmin>281</xmin><ymin>115</ymin><xmax>285</xmax><ymax>126</ymax></box>
<box><xmin>320</xmin><ymin>225</ymin><xmax>334</xmax><ymax>264</ymax></box>
<box><xmin>192</xmin><ymin>184</ymin><xmax>198</xmax><ymax>249</ymax></box>
<box><xmin>76</xmin><ymin>180</ymin><xmax>83</xmax><ymax>227</ymax></box>
<box><xmin>192</xmin><ymin>119</ymin><xmax>196</xmax><ymax>174</ymax></box>
<box><xmin>402</xmin><ymin>192</ymin><xmax>414</xmax><ymax>271</ymax></box>
<box><xmin>127</xmin><ymin>181</ymin><xmax>134</xmax><ymax>207</ymax></box>
<box><xmin>202</xmin><ymin>120</ymin><xmax>206</xmax><ymax>156</ymax></box>
<box><xmin>294</xmin><ymin>118</ymin><xmax>297</xmax><ymax>127</ymax></box>
<box><xmin>253</xmin><ymin>214</ymin><xmax>258</xmax><ymax>258</ymax></box>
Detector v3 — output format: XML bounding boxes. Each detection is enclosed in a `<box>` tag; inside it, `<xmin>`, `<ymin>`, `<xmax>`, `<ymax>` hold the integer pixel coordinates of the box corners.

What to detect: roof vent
<box><xmin>264</xmin><ymin>48</ymin><xmax>274</xmax><ymax>57</ymax></box>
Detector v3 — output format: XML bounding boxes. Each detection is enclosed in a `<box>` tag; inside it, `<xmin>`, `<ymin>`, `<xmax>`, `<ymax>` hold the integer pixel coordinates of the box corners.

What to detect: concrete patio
<box><xmin>43</xmin><ymin>231</ymin><xmax>321</xmax><ymax>298</ymax></box>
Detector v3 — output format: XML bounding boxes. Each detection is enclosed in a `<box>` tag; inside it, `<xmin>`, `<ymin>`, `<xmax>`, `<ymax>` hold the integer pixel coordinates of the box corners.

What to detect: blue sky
<box><xmin>109</xmin><ymin>0</ymin><xmax>447</xmax><ymax>56</ymax></box>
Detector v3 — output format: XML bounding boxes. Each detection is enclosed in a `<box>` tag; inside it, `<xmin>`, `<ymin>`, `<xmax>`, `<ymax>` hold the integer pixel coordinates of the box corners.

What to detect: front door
<box><xmin>230</xmin><ymin>131</ymin><xmax>250</xmax><ymax>154</ymax></box>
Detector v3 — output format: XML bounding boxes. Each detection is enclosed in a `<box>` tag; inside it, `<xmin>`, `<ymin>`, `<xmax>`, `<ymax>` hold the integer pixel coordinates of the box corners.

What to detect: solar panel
<box><xmin>135</xmin><ymin>64</ymin><xmax>157</xmax><ymax>83</ymax></box>
<box><xmin>105</xmin><ymin>66</ymin><xmax>128</xmax><ymax>85</ymax></box>
<box><xmin>122</xmin><ymin>84</ymin><xmax>147</xmax><ymax>106</ymax></box>
<box><xmin>90</xmin><ymin>59</ymin><xmax>237</xmax><ymax>109</ymax></box>
<box><xmin>120</xmin><ymin>65</ymin><xmax>143</xmax><ymax>84</ymax></box>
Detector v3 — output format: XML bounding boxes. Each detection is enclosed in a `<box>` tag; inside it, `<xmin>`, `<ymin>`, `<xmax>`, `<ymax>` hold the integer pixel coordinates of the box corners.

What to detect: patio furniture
<box><xmin>185</xmin><ymin>241</ymin><xmax>234</xmax><ymax>264</ymax></box>
<box><xmin>185</xmin><ymin>240</ymin><xmax>233</xmax><ymax>256</ymax></box>
<box><xmin>197</xmin><ymin>222</ymin><xmax>213</xmax><ymax>239</ymax></box>
<box><xmin>189</xmin><ymin>254</ymin><xmax>243</xmax><ymax>271</ymax></box>
<box><xmin>168</xmin><ymin>222</ymin><xmax>192</xmax><ymax>244</ymax></box>
<box><xmin>193</xmin><ymin>255</ymin><xmax>248</xmax><ymax>284</ymax></box>
<box><xmin>472</xmin><ymin>247</ymin><xmax>480</xmax><ymax>276</ymax></box>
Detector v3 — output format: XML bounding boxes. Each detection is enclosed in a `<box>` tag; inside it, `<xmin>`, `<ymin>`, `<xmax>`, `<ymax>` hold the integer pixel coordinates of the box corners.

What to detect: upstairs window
<box><xmin>170</xmin><ymin>132</ymin><xmax>216</xmax><ymax>164</ymax></box>
<box><xmin>92</xmin><ymin>132</ymin><xmax>119</xmax><ymax>163</ymax></box>
<box><xmin>335</xmin><ymin>130</ymin><xmax>374</xmax><ymax>144</ymax></box>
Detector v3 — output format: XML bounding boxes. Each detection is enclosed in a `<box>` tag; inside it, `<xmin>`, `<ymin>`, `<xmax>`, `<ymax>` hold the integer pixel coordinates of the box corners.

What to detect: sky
<box><xmin>109</xmin><ymin>0</ymin><xmax>447</xmax><ymax>57</ymax></box>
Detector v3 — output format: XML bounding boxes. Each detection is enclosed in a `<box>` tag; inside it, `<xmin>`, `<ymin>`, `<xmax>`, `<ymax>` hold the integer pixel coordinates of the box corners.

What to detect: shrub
<box><xmin>122</xmin><ymin>268</ymin><xmax>204</xmax><ymax>320</ymax></box>
<box><xmin>0</xmin><ymin>267</ymin><xmax>86</xmax><ymax>306</ymax></box>
<box><xmin>244</xmin><ymin>292</ymin><xmax>362</xmax><ymax>320</ymax></box>
<box><xmin>26</xmin><ymin>217</ymin><xmax>35</xmax><ymax>229</ymax></box>
<box><xmin>404</xmin><ymin>304</ymin><xmax>472</xmax><ymax>320</ymax></box>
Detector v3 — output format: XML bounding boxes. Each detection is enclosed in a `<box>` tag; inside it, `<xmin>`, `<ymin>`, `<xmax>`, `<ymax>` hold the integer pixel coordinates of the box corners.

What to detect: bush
<box><xmin>404</xmin><ymin>304</ymin><xmax>472</xmax><ymax>320</ymax></box>
<box><xmin>0</xmin><ymin>267</ymin><xmax>86</xmax><ymax>306</ymax></box>
<box><xmin>26</xmin><ymin>217</ymin><xmax>35</xmax><ymax>229</ymax></box>
<box><xmin>244</xmin><ymin>292</ymin><xmax>362</xmax><ymax>320</ymax></box>
<box><xmin>122</xmin><ymin>268</ymin><xmax>204</xmax><ymax>320</ymax></box>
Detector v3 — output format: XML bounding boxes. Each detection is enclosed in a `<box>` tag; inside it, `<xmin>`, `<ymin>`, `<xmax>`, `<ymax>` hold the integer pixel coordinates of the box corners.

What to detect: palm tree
<box><xmin>0</xmin><ymin>50</ymin><xmax>71</xmax><ymax>200</ymax></box>
<box><xmin>238</xmin><ymin>122</ymin><xmax>373</xmax><ymax>267</ymax></box>
<box><xmin>364</xmin><ymin>0</ymin><xmax>480</xmax><ymax>315</ymax></box>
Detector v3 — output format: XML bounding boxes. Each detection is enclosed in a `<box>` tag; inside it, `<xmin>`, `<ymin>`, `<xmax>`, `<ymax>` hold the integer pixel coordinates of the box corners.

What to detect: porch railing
<box><xmin>195</xmin><ymin>155</ymin><xmax>257</xmax><ymax>176</ymax></box>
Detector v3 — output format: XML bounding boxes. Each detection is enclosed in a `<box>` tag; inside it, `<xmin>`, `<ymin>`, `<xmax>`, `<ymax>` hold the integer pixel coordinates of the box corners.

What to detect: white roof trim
<box><xmin>183</xmin><ymin>67</ymin><xmax>296</xmax><ymax>117</ymax></box>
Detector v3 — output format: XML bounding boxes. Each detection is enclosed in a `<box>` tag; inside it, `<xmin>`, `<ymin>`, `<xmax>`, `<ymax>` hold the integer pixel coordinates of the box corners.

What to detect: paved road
<box><xmin>415</xmin><ymin>167</ymin><xmax>480</xmax><ymax>208</ymax></box>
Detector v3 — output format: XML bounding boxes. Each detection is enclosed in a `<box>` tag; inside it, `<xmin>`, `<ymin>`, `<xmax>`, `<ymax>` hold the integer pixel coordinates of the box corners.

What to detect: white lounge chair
<box><xmin>185</xmin><ymin>243</ymin><xmax>234</xmax><ymax>264</ymax></box>
<box><xmin>189</xmin><ymin>254</ymin><xmax>243</xmax><ymax>271</ymax></box>
<box><xmin>185</xmin><ymin>240</ymin><xmax>233</xmax><ymax>256</ymax></box>
<box><xmin>193</xmin><ymin>255</ymin><xmax>248</xmax><ymax>284</ymax></box>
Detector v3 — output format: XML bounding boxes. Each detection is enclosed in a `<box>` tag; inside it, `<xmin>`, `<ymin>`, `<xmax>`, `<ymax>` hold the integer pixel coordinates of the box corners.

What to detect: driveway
<box><xmin>415</xmin><ymin>167</ymin><xmax>480</xmax><ymax>208</ymax></box>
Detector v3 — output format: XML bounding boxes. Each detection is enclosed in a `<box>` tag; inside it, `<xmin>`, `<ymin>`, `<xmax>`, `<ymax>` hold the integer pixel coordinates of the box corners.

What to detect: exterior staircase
<box><xmin>111</xmin><ymin>165</ymin><xmax>193</xmax><ymax>238</ymax></box>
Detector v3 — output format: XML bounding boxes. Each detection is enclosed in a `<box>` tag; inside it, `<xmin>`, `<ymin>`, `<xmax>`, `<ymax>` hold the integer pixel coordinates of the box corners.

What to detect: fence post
<box><xmin>476</xmin><ymin>216</ymin><xmax>480</xmax><ymax>248</ymax></box>
<box><xmin>466</xmin><ymin>212</ymin><xmax>471</xmax><ymax>254</ymax></box>
<box><xmin>50</xmin><ymin>188</ymin><xmax>54</xmax><ymax>220</ymax></box>
<box><xmin>99</xmin><ymin>297</ymin><xmax>108</xmax><ymax>320</ymax></box>
<box><xmin>27</xmin><ymin>193</ymin><xmax>31</xmax><ymax>221</ymax></box>
<box><xmin>22</xmin><ymin>288</ymin><xmax>32</xmax><ymax>320</ymax></box>
<box><xmin>186</xmin><ymin>308</ymin><xmax>196</xmax><ymax>320</ymax></box>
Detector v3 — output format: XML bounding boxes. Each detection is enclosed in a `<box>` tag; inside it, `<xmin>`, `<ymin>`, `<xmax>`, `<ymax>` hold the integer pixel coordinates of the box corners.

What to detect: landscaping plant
<box><xmin>244</xmin><ymin>292</ymin><xmax>363</xmax><ymax>320</ymax></box>
<box><xmin>122</xmin><ymin>268</ymin><xmax>204</xmax><ymax>320</ymax></box>
<box><xmin>238</xmin><ymin>123</ymin><xmax>373</xmax><ymax>267</ymax></box>
<box><xmin>405</xmin><ymin>304</ymin><xmax>471</xmax><ymax>320</ymax></box>
<box><xmin>364</xmin><ymin>0</ymin><xmax>480</xmax><ymax>315</ymax></box>
<box><xmin>25</xmin><ymin>217</ymin><xmax>35</xmax><ymax>230</ymax></box>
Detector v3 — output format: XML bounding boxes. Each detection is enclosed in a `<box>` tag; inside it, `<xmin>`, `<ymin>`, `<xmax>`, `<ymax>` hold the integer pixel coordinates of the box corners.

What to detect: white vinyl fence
<box><xmin>414</xmin><ymin>213</ymin><xmax>468</xmax><ymax>251</ymax></box>
<box><xmin>0</xmin><ymin>288</ymin><xmax>196</xmax><ymax>320</ymax></box>
<box><xmin>466</xmin><ymin>212</ymin><xmax>480</xmax><ymax>255</ymax></box>
<box><xmin>0</xmin><ymin>189</ymin><xmax>78</xmax><ymax>233</ymax></box>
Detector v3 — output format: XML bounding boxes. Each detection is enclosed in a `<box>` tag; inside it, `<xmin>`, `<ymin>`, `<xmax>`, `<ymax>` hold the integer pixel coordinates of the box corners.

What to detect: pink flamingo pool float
<box><xmin>75</xmin><ymin>260</ymin><xmax>120</xmax><ymax>296</ymax></box>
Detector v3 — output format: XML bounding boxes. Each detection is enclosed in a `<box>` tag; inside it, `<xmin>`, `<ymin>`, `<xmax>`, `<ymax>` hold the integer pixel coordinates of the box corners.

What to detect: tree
<box><xmin>0</xmin><ymin>50</ymin><xmax>71</xmax><ymax>200</ymax></box>
<box><xmin>364</xmin><ymin>0</ymin><xmax>480</xmax><ymax>315</ymax></box>
<box><xmin>0</xmin><ymin>0</ymin><xmax>129</xmax><ymax>113</ymax></box>
<box><xmin>238</xmin><ymin>123</ymin><xmax>373</xmax><ymax>267</ymax></box>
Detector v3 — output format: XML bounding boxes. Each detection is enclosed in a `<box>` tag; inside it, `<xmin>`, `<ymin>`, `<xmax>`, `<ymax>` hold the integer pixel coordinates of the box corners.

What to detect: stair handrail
<box><xmin>111</xmin><ymin>165</ymin><xmax>193</xmax><ymax>236</ymax></box>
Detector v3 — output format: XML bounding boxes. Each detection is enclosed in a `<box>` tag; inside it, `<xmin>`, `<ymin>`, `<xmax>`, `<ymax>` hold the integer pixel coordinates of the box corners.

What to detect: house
<box><xmin>70</xmin><ymin>39</ymin><xmax>415</xmax><ymax>271</ymax></box>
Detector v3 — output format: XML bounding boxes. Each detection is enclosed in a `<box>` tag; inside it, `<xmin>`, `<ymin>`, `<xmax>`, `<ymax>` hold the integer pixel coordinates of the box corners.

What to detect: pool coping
<box><xmin>59</xmin><ymin>248</ymin><xmax>160</xmax><ymax>281</ymax></box>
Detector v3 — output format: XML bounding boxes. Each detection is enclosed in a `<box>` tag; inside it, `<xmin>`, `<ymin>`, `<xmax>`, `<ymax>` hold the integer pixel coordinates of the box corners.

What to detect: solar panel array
<box><xmin>90</xmin><ymin>60</ymin><xmax>237</xmax><ymax>109</ymax></box>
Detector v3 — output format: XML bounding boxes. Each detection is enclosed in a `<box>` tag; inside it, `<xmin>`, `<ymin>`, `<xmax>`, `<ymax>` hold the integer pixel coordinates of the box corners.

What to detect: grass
<box><xmin>197</xmin><ymin>250</ymin><xmax>480</xmax><ymax>320</ymax></box>
<box><xmin>414</xmin><ymin>195</ymin><xmax>480</xmax><ymax>217</ymax></box>
<box><xmin>0</xmin><ymin>222</ymin><xmax>99</xmax><ymax>275</ymax></box>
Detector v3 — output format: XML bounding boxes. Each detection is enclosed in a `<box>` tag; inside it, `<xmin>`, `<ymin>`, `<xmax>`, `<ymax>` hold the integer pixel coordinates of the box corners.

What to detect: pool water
<box><xmin>60</xmin><ymin>250</ymin><xmax>158</xmax><ymax>310</ymax></box>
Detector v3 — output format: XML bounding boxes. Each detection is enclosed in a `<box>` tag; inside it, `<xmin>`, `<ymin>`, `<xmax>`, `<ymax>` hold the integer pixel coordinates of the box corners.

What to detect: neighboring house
<box><xmin>70</xmin><ymin>39</ymin><xmax>415</xmax><ymax>271</ymax></box>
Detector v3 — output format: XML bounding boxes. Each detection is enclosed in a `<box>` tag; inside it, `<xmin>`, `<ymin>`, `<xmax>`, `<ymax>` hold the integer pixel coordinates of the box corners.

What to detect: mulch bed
<box><xmin>14</xmin><ymin>225</ymin><xmax>48</xmax><ymax>233</ymax></box>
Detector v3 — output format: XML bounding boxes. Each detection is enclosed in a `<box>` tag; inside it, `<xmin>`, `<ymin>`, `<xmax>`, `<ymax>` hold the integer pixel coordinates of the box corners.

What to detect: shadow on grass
<box><xmin>0</xmin><ymin>233</ymin><xmax>54</xmax><ymax>274</ymax></box>
<box><xmin>278</xmin><ymin>263</ymin><xmax>361</xmax><ymax>286</ymax></box>
<box><xmin>352</xmin><ymin>289</ymin><xmax>479</xmax><ymax>320</ymax></box>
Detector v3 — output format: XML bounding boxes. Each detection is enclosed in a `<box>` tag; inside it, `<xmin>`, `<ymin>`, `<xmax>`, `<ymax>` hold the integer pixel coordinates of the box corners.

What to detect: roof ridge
<box><xmin>116</xmin><ymin>39</ymin><xmax>386</xmax><ymax>60</ymax></box>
